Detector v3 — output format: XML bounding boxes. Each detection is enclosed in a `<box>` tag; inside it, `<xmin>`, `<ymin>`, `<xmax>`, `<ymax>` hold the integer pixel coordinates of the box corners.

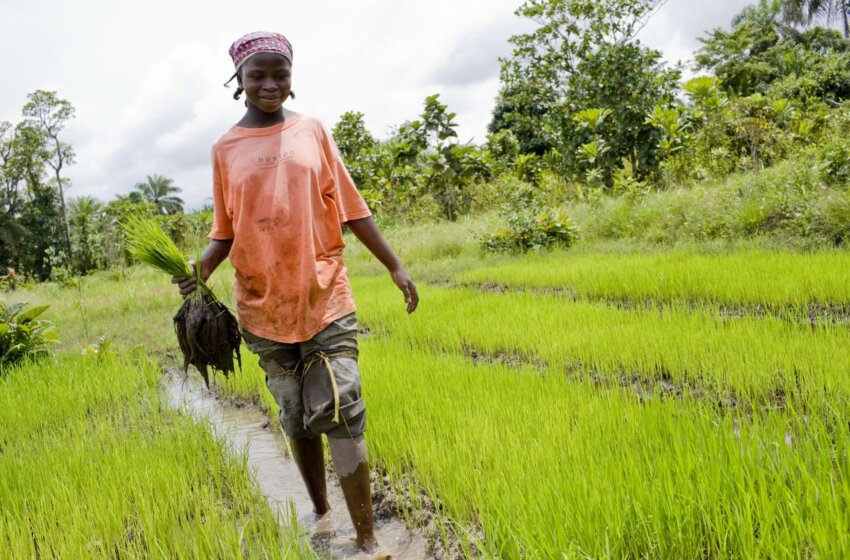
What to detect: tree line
<box><xmin>330</xmin><ymin>0</ymin><xmax>850</xmax><ymax>251</ymax></box>
<box><xmin>4</xmin><ymin>0</ymin><xmax>850</xmax><ymax>279</ymax></box>
<box><xmin>0</xmin><ymin>91</ymin><xmax>200</xmax><ymax>281</ymax></box>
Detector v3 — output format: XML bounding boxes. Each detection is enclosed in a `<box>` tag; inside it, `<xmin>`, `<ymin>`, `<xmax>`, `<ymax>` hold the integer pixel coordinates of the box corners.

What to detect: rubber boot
<box><xmin>337</xmin><ymin>460</ymin><xmax>379</xmax><ymax>553</ymax></box>
<box><xmin>290</xmin><ymin>436</ymin><xmax>330</xmax><ymax>515</ymax></box>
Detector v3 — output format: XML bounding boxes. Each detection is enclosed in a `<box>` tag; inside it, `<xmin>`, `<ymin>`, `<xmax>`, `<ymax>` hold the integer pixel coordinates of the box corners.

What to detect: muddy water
<box><xmin>162</xmin><ymin>369</ymin><xmax>431</xmax><ymax>560</ymax></box>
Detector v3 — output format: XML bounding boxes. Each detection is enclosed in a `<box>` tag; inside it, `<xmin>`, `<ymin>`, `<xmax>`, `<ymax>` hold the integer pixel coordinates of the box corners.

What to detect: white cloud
<box><xmin>71</xmin><ymin>42</ymin><xmax>232</xmax><ymax>208</ymax></box>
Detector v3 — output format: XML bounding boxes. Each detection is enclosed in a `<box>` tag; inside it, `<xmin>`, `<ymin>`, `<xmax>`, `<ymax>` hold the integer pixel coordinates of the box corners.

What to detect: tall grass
<box><xmin>6</xmin><ymin>264</ymin><xmax>235</xmax><ymax>354</ymax></box>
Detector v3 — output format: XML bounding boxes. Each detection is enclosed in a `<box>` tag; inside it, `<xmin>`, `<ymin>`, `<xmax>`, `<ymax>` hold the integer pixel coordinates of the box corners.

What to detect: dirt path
<box><xmin>162</xmin><ymin>369</ymin><xmax>431</xmax><ymax>560</ymax></box>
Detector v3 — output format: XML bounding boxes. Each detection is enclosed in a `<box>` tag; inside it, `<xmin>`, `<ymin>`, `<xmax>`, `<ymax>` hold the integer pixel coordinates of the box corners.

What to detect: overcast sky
<box><xmin>0</xmin><ymin>0</ymin><xmax>745</xmax><ymax>210</ymax></box>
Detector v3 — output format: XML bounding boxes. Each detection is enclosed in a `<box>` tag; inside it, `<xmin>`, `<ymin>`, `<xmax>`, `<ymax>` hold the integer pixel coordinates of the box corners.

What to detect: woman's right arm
<box><xmin>172</xmin><ymin>238</ymin><xmax>234</xmax><ymax>296</ymax></box>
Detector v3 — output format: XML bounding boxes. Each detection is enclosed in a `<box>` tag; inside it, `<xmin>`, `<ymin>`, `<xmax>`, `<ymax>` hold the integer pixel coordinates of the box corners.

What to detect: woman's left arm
<box><xmin>346</xmin><ymin>216</ymin><xmax>418</xmax><ymax>314</ymax></box>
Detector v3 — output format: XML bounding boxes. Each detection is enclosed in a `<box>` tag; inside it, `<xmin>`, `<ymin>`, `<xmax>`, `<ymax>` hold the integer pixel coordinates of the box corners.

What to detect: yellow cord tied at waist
<box><xmin>303</xmin><ymin>349</ymin><xmax>358</xmax><ymax>425</ymax></box>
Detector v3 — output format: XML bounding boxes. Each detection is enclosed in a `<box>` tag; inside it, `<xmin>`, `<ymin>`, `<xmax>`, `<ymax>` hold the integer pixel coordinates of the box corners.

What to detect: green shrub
<box><xmin>481</xmin><ymin>183</ymin><xmax>577</xmax><ymax>253</ymax></box>
<box><xmin>799</xmin><ymin>189</ymin><xmax>850</xmax><ymax>246</ymax></box>
<box><xmin>514</xmin><ymin>153</ymin><xmax>544</xmax><ymax>185</ymax></box>
<box><xmin>566</xmin><ymin>158</ymin><xmax>847</xmax><ymax>246</ymax></box>
<box><xmin>817</xmin><ymin>139</ymin><xmax>850</xmax><ymax>187</ymax></box>
<box><xmin>0</xmin><ymin>302</ymin><xmax>57</xmax><ymax>370</ymax></box>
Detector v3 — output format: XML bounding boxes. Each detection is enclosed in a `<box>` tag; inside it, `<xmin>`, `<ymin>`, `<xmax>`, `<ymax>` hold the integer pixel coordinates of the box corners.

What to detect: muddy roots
<box><xmin>173</xmin><ymin>294</ymin><xmax>241</xmax><ymax>387</ymax></box>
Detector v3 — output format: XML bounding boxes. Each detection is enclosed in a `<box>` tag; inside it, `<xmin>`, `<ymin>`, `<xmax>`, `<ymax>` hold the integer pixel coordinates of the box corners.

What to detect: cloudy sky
<box><xmin>0</xmin><ymin>0</ymin><xmax>744</xmax><ymax>210</ymax></box>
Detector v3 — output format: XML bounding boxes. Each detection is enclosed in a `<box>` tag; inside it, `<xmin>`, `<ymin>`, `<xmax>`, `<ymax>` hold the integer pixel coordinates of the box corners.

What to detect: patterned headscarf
<box><xmin>228</xmin><ymin>31</ymin><xmax>292</xmax><ymax>72</ymax></box>
<box><xmin>225</xmin><ymin>32</ymin><xmax>293</xmax><ymax>85</ymax></box>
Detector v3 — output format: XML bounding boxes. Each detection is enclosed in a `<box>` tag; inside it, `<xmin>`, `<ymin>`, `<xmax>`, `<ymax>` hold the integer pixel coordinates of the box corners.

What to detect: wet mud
<box><xmin>462</xmin><ymin>343</ymin><xmax>544</xmax><ymax>370</ymax></box>
<box><xmin>370</xmin><ymin>470</ymin><xmax>486</xmax><ymax>560</ymax></box>
<box><xmin>161</xmin><ymin>369</ymin><xmax>432</xmax><ymax>559</ymax></box>
<box><xmin>459</xmin><ymin>344</ymin><xmax>791</xmax><ymax>414</ymax></box>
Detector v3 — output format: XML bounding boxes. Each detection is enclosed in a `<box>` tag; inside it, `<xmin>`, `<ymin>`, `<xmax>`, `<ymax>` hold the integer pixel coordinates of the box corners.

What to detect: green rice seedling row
<box><xmin>364</xmin><ymin>340</ymin><xmax>850</xmax><ymax>558</ymax></box>
<box><xmin>455</xmin><ymin>250</ymin><xmax>850</xmax><ymax>311</ymax></box>
<box><xmin>202</xmin><ymin>274</ymin><xmax>850</xmax><ymax>558</ymax></box>
<box><xmin>352</xmin><ymin>277</ymin><xmax>850</xmax><ymax>403</ymax></box>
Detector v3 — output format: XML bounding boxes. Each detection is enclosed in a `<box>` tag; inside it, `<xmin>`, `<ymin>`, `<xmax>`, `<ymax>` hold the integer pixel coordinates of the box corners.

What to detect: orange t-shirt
<box><xmin>209</xmin><ymin>114</ymin><xmax>372</xmax><ymax>343</ymax></box>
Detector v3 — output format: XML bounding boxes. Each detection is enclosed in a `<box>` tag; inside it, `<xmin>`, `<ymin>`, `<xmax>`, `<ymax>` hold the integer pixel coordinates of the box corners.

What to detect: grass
<box><xmin>6</xmin><ymin>265</ymin><xmax>235</xmax><ymax>354</ymax></box>
<box><xmin>8</xmin><ymin>221</ymin><xmax>850</xmax><ymax>558</ymax></box>
<box><xmin>0</xmin><ymin>351</ymin><xmax>314</xmax><ymax>558</ymax></box>
<box><xmin>344</xmin><ymin>214</ymin><xmax>492</xmax><ymax>281</ymax></box>
<box><xmin>564</xmin><ymin>158</ymin><xmax>850</xmax><ymax>248</ymax></box>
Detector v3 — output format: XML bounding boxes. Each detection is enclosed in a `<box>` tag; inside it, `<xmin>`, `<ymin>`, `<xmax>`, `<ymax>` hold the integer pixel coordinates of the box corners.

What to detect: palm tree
<box><xmin>114</xmin><ymin>191</ymin><xmax>145</xmax><ymax>204</ymax></box>
<box><xmin>68</xmin><ymin>196</ymin><xmax>102</xmax><ymax>224</ymax></box>
<box><xmin>132</xmin><ymin>174</ymin><xmax>184</xmax><ymax>215</ymax></box>
<box><xmin>783</xmin><ymin>0</ymin><xmax>850</xmax><ymax>38</ymax></box>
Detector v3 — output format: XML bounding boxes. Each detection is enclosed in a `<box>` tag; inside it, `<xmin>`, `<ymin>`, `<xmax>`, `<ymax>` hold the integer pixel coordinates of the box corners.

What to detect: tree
<box><xmin>373</xmin><ymin>95</ymin><xmax>490</xmax><ymax>221</ymax></box>
<box><xmin>489</xmin><ymin>78</ymin><xmax>560</xmax><ymax>156</ymax></box>
<box><xmin>68</xmin><ymin>196</ymin><xmax>105</xmax><ymax>273</ymax></box>
<box><xmin>491</xmin><ymin>0</ymin><xmax>678</xmax><ymax>186</ymax></box>
<box><xmin>783</xmin><ymin>0</ymin><xmax>850</xmax><ymax>38</ymax></box>
<box><xmin>22</xmin><ymin>90</ymin><xmax>76</xmax><ymax>261</ymax></box>
<box><xmin>415</xmin><ymin>95</ymin><xmax>489</xmax><ymax>221</ymax></box>
<box><xmin>17</xmin><ymin>183</ymin><xmax>64</xmax><ymax>281</ymax></box>
<box><xmin>332</xmin><ymin>111</ymin><xmax>379</xmax><ymax>192</ymax></box>
<box><xmin>115</xmin><ymin>191</ymin><xmax>145</xmax><ymax>204</ymax></box>
<box><xmin>132</xmin><ymin>174</ymin><xmax>184</xmax><ymax>215</ymax></box>
<box><xmin>0</xmin><ymin>122</ymin><xmax>28</xmax><ymax>257</ymax></box>
<box><xmin>0</xmin><ymin>213</ymin><xmax>25</xmax><ymax>254</ymax></box>
<box><xmin>498</xmin><ymin>0</ymin><xmax>666</xmax><ymax>98</ymax></box>
<box><xmin>697</xmin><ymin>0</ymin><xmax>850</xmax><ymax>100</ymax></box>
<box><xmin>0</xmin><ymin>121</ymin><xmax>54</xmax><ymax>274</ymax></box>
<box><xmin>565</xmin><ymin>41</ymin><xmax>679</xmax><ymax>184</ymax></box>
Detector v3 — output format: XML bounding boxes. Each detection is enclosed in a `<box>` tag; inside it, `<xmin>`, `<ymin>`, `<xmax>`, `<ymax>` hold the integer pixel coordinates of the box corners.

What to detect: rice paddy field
<box><xmin>5</xmin><ymin>219</ymin><xmax>850</xmax><ymax>559</ymax></box>
<box><xmin>0</xmin><ymin>350</ymin><xmax>314</xmax><ymax>558</ymax></box>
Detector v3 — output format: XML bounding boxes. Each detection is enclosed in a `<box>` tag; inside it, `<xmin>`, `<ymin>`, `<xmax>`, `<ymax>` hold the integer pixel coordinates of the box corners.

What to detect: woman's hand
<box><xmin>172</xmin><ymin>261</ymin><xmax>197</xmax><ymax>297</ymax></box>
<box><xmin>346</xmin><ymin>217</ymin><xmax>419</xmax><ymax>314</ymax></box>
<box><xmin>391</xmin><ymin>267</ymin><xmax>419</xmax><ymax>314</ymax></box>
<box><xmin>171</xmin><ymin>239</ymin><xmax>233</xmax><ymax>297</ymax></box>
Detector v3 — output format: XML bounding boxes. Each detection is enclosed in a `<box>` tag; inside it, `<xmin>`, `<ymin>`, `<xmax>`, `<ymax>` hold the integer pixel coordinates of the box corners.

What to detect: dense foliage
<box><xmin>480</xmin><ymin>179</ymin><xmax>578</xmax><ymax>253</ymax></box>
<box><xmin>697</xmin><ymin>0</ymin><xmax>850</xmax><ymax>100</ymax></box>
<box><xmin>333</xmin><ymin>95</ymin><xmax>490</xmax><ymax>222</ymax></box>
<box><xmin>0</xmin><ymin>92</ymin><xmax>208</xmax><ymax>281</ymax></box>
<box><xmin>328</xmin><ymin>1</ymin><xmax>850</xmax><ymax>252</ymax></box>
<box><xmin>0</xmin><ymin>301</ymin><xmax>56</xmax><ymax>369</ymax></box>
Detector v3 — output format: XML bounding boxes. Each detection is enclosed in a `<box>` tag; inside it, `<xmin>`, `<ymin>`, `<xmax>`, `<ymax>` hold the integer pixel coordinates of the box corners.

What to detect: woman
<box><xmin>174</xmin><ymin>31</ymin><xmax>418</xmax><ymax>555</ymax></box>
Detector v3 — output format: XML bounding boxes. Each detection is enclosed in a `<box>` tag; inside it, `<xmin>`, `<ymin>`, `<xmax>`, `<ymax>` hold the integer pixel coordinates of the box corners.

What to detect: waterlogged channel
<box><xmin>162</xmin><ymin>369</ymin><xmax>431</xmax><ymax>560</ymax></box>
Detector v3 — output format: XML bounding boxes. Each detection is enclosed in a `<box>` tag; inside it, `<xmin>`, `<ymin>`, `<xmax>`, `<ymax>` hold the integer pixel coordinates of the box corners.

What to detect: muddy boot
<box><xmin>328</xmin><ymin>436</ymin><xmax>379</xmax><ymax>553</ymax></box>
<box><xmin>290</xmin><ymin>436</ymin><xmax>330</xmax><ymax>515</ymax></box>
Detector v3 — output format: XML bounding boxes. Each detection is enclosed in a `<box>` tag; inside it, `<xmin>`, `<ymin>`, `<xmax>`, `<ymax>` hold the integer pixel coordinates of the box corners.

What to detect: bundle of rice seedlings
<box><xmin>122</xmin><ymin>216</ymin><xmax>240</xmax><ymax>387</ymax></box>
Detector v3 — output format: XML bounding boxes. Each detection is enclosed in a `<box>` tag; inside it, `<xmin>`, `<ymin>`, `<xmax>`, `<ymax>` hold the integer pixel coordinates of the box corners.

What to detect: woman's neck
<box><xmin>236</xmin><ymin>106</ymin><xmax>295</xmax><ymax>128</ymax></box>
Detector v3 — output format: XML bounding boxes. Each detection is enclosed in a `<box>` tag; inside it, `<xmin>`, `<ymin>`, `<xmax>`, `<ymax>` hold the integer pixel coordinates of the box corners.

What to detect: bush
<box><xmin>798</xmin><ymin>189</ymin><xmax>850</xmax><ymax>246</ymax></box>
<box><xmin>817</xmin><ymin>138</ymin><xmax>850</xmax><ymax>187</ymax></box>
<box><xmin>481</xmin><ymin>182</ymin><xmax>577</xmax><ymax>253</ymax></box>
<box><xmin>0</xmin><ymin>302</ymin><xmax>57</xmax><ymax>370</ymax></box>
<box><xmin>566</xmin><ymin>155</ymin><xmax>850</xmax><ymax>247</ymax></box>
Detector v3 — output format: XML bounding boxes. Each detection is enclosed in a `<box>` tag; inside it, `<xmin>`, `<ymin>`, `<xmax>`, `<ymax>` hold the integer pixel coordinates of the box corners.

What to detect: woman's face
<box><xmin>239</xmin><ymin>53</ymin><xmax>292</xmax><ymax>113</ymax></box>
